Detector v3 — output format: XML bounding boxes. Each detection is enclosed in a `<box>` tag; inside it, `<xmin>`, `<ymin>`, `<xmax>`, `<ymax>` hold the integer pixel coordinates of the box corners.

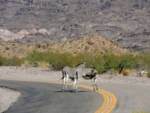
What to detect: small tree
<box><xmin>117</xmin><ymin>54</ymin><xmax>137</xmax><ymax>73</ymax></box>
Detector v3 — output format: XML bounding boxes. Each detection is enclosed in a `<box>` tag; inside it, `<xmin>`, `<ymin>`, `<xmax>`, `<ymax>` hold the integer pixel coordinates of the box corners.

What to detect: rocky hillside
<box><xmin>0</xmin><ymin>0</ymin><xmax>150</xmax><ymax>51</ymax></box>
<box><xmin>49</xmin><ymin>34</ymin><xmax>127</xmax><ymax>54</ymax></box>
<box><xmin>0</xmin><ymin>34</ymin><xmax>126</xmax><ymax>58</ymax></box>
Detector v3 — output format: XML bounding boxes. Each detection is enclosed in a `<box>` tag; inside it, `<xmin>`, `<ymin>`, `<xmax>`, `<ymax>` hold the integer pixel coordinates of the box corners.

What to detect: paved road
<box><xmin>0</xmin><ymin>80</ymin><xmax>102</xmax><ymax>113</ymax></box>
<box><xmin>97</xmin><ymin>78</ymin><xmax>150</xmax><ymax>113</ymax></box>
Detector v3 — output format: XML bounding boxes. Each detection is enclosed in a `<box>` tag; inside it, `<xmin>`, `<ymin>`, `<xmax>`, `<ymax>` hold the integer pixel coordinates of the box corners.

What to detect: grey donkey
<box><xmin>61</xmin><ymin>64</ymin><xmax>98</xmax><ymax>92</ymax></box>
<box><xmin>61</xmin><ymin>66</ymin><xmax>78</xmax><ymax>91</ymax></box>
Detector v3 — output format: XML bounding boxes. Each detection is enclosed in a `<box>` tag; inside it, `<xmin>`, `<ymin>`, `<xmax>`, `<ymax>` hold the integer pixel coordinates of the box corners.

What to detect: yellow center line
<box><xmin>49</xmin><ymin>81</ymin><xmax>117</xmax><ymax>113</ymax></box>
<box><xmin>79</xmin><ymin>85</ymin><xmax>117</xmax><ymax>113</ymax></box>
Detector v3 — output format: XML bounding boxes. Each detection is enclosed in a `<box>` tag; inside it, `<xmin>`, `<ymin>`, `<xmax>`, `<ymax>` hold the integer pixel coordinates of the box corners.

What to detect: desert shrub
<box><xmin>26</xmin><ymin>50</ymin><xmax>150</xmax><ymax>74</ymax></box>
<box><xmin>103</xmin><ymin>54</ymin><xmax>120</xmax><ymax>71</ymax></box>
<box><xmin>46</xmin><ymin>52</ymin><xmax>83</xmax><ymax>70</ymax></box>
<box><xmin>48</xmin><ymin>53</ymin><xmax>69</xmax><ymax>70</ymax></box>
<box><xmin>0</xmin><ymin>56</ymin><xmax>6</xmax><ymax>66</ymax></box>
<box><xmin>89</xmin><ymin>54</ymin><xmax>137</xmax><ymax>74</ymax></box>
<box><xmin>32</xmin><ymin>62</ymin><xmax>39</xmax><ymax>67</ymax></box>
<box><xmin>147</xmin><ymin>72</ymin><xmax>150</xmax><ymax>78</ymax></box>
<box><xmin>117</xmin><ymin>54</ymin><xmax>137</xmax><ymax>73</ymax></box>
<box><xmin>26</xmin><ymin>51</ymin><xmax>83</xmax><ymax>70</ymax></box>
<box><xmin>121</xmin><ymin>69</ymin><xmax>130</xmax><ymax>76</ymax></box>
<box><xmin>0</xmin><ymin>55</ymin><xmax>23</xmax><ymax>66</ymax></box>
<box><xmin>79</xmin><ymin>53</ymin><xmax>118</xmax><ymax>73</ymax></box>
<box><xmin>3</xmin><ymin>57</ymin><xmax>23</xmax><ymax>66</ymax></box>
<box><xmin>83</xmin><ymin>54</ymin><xmax>107</xmax><ymax>73</ymax></box>
<box><xmin>138</xmin><ymin>53</ymin><xmax>150</xmax><ymax>69</ymax></box>
<box><xmin>26</xmin><ymin>50</ymin><xmax>46</xmax><ymax>63</ymax></box>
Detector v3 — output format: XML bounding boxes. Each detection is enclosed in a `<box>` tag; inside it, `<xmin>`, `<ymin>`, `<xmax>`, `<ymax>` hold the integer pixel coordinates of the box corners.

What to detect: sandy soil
<box><xmin>0</xmin><ymin>87</ymin><xmax>20</xmax><ymax>113</ymax></box>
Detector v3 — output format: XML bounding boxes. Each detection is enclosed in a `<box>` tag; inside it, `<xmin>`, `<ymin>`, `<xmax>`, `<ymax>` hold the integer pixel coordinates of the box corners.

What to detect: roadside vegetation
<box><xmin>0</xmin><ymin>51</ymin><xmax>150</xmax><ymax>76</ymax></box>
<box><xmin>133</xmin><ymin>112</ymin><xmax>148</xmax><ymax>113</ymax></box>
<box><xmin>0</xmin><ymin>56</ymin><xmax>23</xmax><ymax>66</ymax></box>
<box><xmin>25</xmin><ymin>51</ymin><xmax>150</xmax><ymax>74</ymax></box>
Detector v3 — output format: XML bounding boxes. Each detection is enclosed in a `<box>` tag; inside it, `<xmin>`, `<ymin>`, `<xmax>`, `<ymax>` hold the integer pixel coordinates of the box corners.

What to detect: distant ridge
<box><xmin>0</xmin><ymin>0</ymin><xmax>150</xmax><ymax>51</ymax></box>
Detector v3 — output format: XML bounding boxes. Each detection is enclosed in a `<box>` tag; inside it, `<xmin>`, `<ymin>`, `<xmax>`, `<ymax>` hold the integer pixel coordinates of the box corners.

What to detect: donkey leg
<box><xmin>63</xmin><ymin>74</ymin><xmax>69</xmax><ymax>91</ymax></box>
<box><xmin>64</xmin><ymin>79</ymin><xmax>68</xmax><ymax>90</ymax></box>
<box><xmin>75</xmin><ymin>80</ymin><xmax>78</xmax><ymax>92</ymax></box>
<box><xmin>94</xmin><ymin>78</ymin><xmax>98</xmax><ymax>91</ymax></box>
<box><xmin>91</xmin><ymin>79</ymin><xmax>95</xmax><ymax>91</ymax></box>
<box><xmin>94</xmin><ymin>83</ymin><xmax>98</xmax><ymax>91</ymax></box>
<box><xmin>62</xmin><ymin>79</ymin><xmax>65</xmax><ymax>91</ymax></box>
<box><xmin>73</xmin><ymin>79</ymin><xmax>78</xmax><ymax>92</ymax></box>
<box><xmin>92</xmin><ymin>78</ymin><xmax>98</xmax><ymax>92</ymax></box>
<box><xmin>62</xmin><ymin>78</ymin><xmax>68</xmax><ymax>91</ymax></box>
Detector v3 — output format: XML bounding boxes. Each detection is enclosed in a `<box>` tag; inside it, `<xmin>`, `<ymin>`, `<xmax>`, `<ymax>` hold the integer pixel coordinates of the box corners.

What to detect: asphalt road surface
<box><xmin>0</xmin><ymin>81</ymin><xmax>102</xmax><ymax>113</ymax></box>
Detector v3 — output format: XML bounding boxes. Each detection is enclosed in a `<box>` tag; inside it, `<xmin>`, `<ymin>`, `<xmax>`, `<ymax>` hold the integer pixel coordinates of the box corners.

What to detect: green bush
<box><xmin>117</xmin><ymin>54</ymin><xmax>137</xmax><ymax>73</ymax></box>
<box><xmin>26</xmin><ymin>51</ymin><xmax>83</xmax><ymax>70</ymax></box>
<box><xmin>103</xmin><ymin>54</ymin><xmax>120</xmax><ymax>71</ymax></box>
<box><xmin>0</xmin><ymin>56</ymin><xmax>6</xmax><ymax>66</ymax></box>
<box><xmin>147</xmin><ymin>72</ymin><xmax>150</xmax><ymax>78</ymax></box>
<box><xmin>0</xmin><ymin>49</ymin><xmax>149</xmax><ymax>73</ymax></box>
<box><xmin>25</xmin><ymin>50</ymin><xmax>150</xmax><ymax>73</ymax></box>
<box><xmin>138</xmin><ymin>53</ymin><xmax>150</xmax><ymax>69</ymax></box>
<box><xmin>0</xmin><ymin>56</ymin><xmax>23</xmax><ymax>66</ymax></box>
<box><xmin>3</xmin><ymin>57</ymin><xmax>23</xmax><ymax>66</ymax></box>
<box><xmin>83</xmin><ymin>54</ymin><xmax>137</xmax><ymax>74</ymax></box>
<box><xmin>82</xmin><ymin>54</ymin><xmax>107</xmax><ymax>73</ymax></box>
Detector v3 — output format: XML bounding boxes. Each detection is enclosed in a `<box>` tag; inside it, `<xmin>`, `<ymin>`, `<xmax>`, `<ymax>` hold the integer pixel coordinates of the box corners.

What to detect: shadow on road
<box><xmin>55</xmin><ymin>90</ymin><xmax>88</xmax><ymax>93</ymax></box>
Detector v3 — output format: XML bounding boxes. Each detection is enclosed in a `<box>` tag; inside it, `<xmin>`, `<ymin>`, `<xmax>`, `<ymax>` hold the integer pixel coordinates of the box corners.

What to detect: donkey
<box><xmin>61</xmin><ymin>64</ymin><xmax>98</xmax><ymax>92</ymax></box>
<box><xmin>82</xmin><ymin>68</ymin><xmax>98</xmax><ymax>91</ymax></box>
<box><xmin>75</xmin><ymin>63</ymin><xmax>98</xmax><ymax>91</ymax></box>
<box><xmin>61</xmin><ymin>66</ymin><xmax>78</xmax><ymax>91</ymax></box>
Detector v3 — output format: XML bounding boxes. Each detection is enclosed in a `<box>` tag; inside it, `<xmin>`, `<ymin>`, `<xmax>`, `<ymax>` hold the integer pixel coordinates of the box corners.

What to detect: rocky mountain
<box><xmin>0</xmin><ymin>34</ymin><xmax>126</xmax><ymax>58</ymax></box>
<box><xmin>0</xmin><ymin>0</ymin><xmax>150</xmax><ymax>51</ymax></box>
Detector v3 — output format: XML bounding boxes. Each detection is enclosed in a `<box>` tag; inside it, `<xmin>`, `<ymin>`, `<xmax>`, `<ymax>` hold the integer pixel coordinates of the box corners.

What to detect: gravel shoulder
<box><xmin>0</xmin><ymin>66</ymin><xmax>150</xmax><ymax>113</ymax></box>
<box><xmin>0</xmin><ymin>87</ymin><xmax>20</xmax><ymax>113</ymax></box>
